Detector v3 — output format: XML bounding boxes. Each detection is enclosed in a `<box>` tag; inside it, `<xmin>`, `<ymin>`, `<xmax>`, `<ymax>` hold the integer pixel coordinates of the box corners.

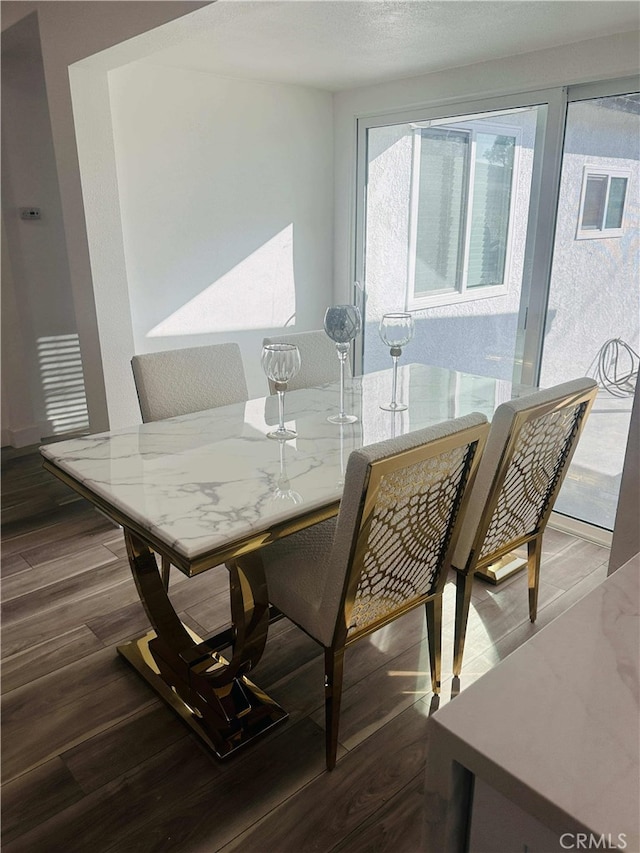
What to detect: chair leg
<box><xmin>425</xmin><ymin>595</ymin><xmax>443</xmax><ymax>694</ymax></box>
<box><xmin>453</xmin><ymin>572</ymin><xmax>474</xmax><ymax>678</ymax></box>
<box><xmin>324</xmin><ymin>646</ymin><xmax>345</xmax><ymax>771</ymax></box>
<box><xmin>528</xmin><ymin>536</ymin><xmax>542</xmax><ymax>623</ymax></box>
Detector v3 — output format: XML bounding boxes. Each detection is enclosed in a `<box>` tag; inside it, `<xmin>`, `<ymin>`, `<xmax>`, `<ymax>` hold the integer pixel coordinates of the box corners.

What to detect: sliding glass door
<box><xmin>355</xmin><ymin>79</ymin><xmax>638</xmax><ymax>530</ymax></box>
<box><xmin>538</xmin><ymin>88</ymin><xmax>639</xmax><ymax>529</ymax></box>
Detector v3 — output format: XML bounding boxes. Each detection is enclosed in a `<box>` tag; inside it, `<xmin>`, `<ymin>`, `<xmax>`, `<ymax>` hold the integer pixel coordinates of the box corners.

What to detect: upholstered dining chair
<box><xmin>246</xmin><ymin>412</ymin><xmax>489</xmax><ymax>770</ymax></box>
<box><xmin>131</xmin><ymin>342</ymin><xmax>249</xmax><ymax>423</ymax></box>
<box><xmin>262</xmin><ymin>330</ymin><xmax>344</xmax><ymax>392</ymax></box>
<box><xmin>131</xmin><ymin>343</ymin><xmax>249</xmax><ymax>588</ymax></box>
<box><xmin>451</xmin><ymin>377</ymin><xmax>598</xmax><ymax>678</ymax></box>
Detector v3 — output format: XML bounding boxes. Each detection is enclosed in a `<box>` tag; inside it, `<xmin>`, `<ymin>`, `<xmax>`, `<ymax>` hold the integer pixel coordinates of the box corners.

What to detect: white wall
<box><xmin>107</xmin><ymin>62</ymin><xmax>334</xmax><ymax>400</ymax></box>
<box><xmin>1</xmin><ymin>12</ymin><xmax>83</xmax><ymax>445</ymax></box>
<box><xmin>1</xmin><ymin>1</ymin><xmax>209</xmax><ymax>441</ymax></box>
<box><xmin>69</xmin><ymin>62</ymin><xmax>139</xmax><ymax>429</ymax></box>
<box><xmin>1</xmin><ymin>212</ymin><xmax>40</xmax><ymax>447</ymax></box>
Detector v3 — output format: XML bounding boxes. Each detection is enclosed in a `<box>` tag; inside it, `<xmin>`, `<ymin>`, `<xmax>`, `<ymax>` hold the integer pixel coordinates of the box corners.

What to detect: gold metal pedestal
<box><xmin>475</xmin><ymin>553</ymin><xmax>528</xmax><ymax>584</ymax></box>
<box><xmin>118</xmin><ymin>630</ymin><xmax>287</xmax><ymax>759</ymax></box>
<box><xmin>119</xmin><ymin>532</ymin><xmax>287</xmax><ymax>760</ymax></box>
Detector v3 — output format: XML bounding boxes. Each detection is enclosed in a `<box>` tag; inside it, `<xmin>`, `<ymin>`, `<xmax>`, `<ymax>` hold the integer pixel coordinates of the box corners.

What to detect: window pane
<box><xmin>605</xmin><ymin>176</ymin><xmax>627</xmax><ymax>228</ymax></box>
<box><xmin>581</xmin><ymin>174</ymin><xmax>607</xmax><ymax>229</ymax></box>
<box><xmin>467</xmin><ymin>133</ymin><xmax>515</xmax><ymax>287</ymax></box>
<box><xmin>414</xmin><ymin>128</ymin><xmax>469</xmax><ymax>294</ymax></box>
<box><xmin>361</xmin><ymin>104</ymin><xmax>541</xmax><ymax>380</ymax></box>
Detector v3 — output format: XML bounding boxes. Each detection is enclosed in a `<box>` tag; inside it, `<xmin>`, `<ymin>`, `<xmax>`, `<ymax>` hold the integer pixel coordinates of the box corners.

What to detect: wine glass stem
<box><xmin>277</xmin><ymin>389</ymin><xmax>285</xmax><ymax>432</ymax></box>
<box><xmin>391</xmin><ymin>354</ymin><xmax>399</xmax><ymax>406</ymax></box>
<box><xmin>338</xmin><ymin>349</ymin><xmax>348</xmax><ymax>418</ymax></box>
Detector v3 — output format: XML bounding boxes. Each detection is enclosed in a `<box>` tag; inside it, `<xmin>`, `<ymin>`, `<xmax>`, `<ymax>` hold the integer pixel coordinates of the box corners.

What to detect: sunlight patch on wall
<box><xmin>148</xmin><ymin>225</ymin><xmax>296</xmax><ymax>337</ymax></box>
<box><xmin>37</xmin><ymin>334</ymin><xmax>89</xmax><ymax>435</ymax></box>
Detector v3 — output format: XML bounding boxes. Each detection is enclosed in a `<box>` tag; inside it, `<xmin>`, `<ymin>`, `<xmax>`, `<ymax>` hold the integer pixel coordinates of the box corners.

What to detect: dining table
<box><xmin>40</xmin><ymin>362</ymin><xmax>531</xmax><ymax>760</ymax></box>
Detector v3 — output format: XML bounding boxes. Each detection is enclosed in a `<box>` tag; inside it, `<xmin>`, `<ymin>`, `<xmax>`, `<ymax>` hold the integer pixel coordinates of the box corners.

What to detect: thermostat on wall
<box><xmin>20</xmin><ymin>207</ymin><xmax>41</xmax><ymax>220</ymax></box>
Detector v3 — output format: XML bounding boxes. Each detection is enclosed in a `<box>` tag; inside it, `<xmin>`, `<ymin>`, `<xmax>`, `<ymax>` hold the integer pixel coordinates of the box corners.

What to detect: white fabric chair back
<box><xmin>131</xmin><ymin>343</ymin><xmax>248</xmax><ymax>423</ymax></box>
<box><xmin>262</xmin><ymin>330</ymin><xmax>344</xmax><ymax>393</ymax></box>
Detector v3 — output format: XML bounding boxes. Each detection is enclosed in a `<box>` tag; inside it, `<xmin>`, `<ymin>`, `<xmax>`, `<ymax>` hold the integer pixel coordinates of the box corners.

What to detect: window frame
<box><xmin>407</xmin><ymin>120</ymin><xmax>522</xmax><ymax>310</ymax></box>
<box><xmin>576</xmin><ymin>166</ymin><xmax>630</xmax><ymax>239</ymax></box>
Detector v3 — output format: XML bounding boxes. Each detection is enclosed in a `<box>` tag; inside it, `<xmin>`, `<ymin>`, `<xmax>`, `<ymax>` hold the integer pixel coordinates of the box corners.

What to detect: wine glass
<box><xmin>261</xmin><ymin>343</ymin><xmax>301</xmax><ymax>440</ymax></box>
<box><xmin>379</xmin><ymin>312</ymin><xmax>414</xmax><ymax>411</ymax></box>
<box><xmin>323</xmin><ymin>304</ymin><xmax>362</xmax><ymax>424</ymax></box>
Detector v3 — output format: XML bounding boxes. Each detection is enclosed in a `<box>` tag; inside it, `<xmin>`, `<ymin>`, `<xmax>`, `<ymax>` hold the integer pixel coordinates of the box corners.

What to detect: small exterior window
<box><xmin>408</xmin><ymin>121</ymin><xmax>520</xmax><ymax>309</ymax></box>
<box><xmin>577</xmin><ymin>167</ymin><xmax>630</xmax><ymax>239</ymax></box>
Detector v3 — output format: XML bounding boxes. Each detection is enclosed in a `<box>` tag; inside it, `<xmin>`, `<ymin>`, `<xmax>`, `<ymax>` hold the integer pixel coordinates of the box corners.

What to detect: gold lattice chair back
<box><xmin>478</xmin><ymin>402</ymin><xmax>589</xmax><ymax>561</ymax></box>
<box><xmin>346</xmin><ymin>440</ymin><xmax>482</xmax><ymax>639</ymax></box>
<box><xmin>451</xmin><ymin>377</ymin><xmax>598</xmax><ymax>678</ymax></box>
<box><xmin>455</xmin><ymin>379</ymin><xmax>598</xmax><ymax>571</ymax></box>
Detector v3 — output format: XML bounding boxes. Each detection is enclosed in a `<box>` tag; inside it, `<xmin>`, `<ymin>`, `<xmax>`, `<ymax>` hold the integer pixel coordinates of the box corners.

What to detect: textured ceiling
<box><xmin>146</xmin><ymin>0</ymin><xmax>640</xmax><ymax>91</ymax></box>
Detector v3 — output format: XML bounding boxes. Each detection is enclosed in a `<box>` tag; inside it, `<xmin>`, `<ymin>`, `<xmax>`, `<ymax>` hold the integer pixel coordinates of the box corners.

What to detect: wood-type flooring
<box><xmin>1</xmin><ymin>444</ymin><xmax>611</xmax><ymax>852</ymax></box>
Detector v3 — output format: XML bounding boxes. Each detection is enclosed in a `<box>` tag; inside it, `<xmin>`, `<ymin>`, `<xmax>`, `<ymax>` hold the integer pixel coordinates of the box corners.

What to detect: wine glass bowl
<box><xmin>324</xmin><ymin>305</ymin><xmax>361</xmax><ymax>346</ymax></box>
<box><xmin>379</xmin><ymin>312</ymin><xmax>414</xmax><ymax>411</ymax></box>
<box><xmin>379</xmin><ymin>312</ymin><xmax>414</xmax><ymax>349</ymax></box>
<box><xmin>323</xmin><ymin>305</ymin><xmax>362</xmax><ymax>424</ymax></box>
<box><xmin>261</xmin><ymin>343</ymin><xmax>301</xmax><ymax>440</ymax></box>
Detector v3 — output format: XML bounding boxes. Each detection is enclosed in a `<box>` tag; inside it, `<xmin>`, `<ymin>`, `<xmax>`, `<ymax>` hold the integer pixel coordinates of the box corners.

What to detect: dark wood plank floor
<box><xmin>1</xmin><ymin>445</ymin><xmax>611</xmax><ymax>852</ymax></box>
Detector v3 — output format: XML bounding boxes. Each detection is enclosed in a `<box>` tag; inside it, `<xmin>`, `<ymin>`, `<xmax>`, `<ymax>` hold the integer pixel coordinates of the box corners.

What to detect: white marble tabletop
<box><xmin>41</xmin><ymin>363</ymin><xmax>528</xmax><ymax>565</ymax></box>
<box><xmin>425</xmin><ymin>552</ymin><xmax>640</xmax><ymax>851</ymax></box>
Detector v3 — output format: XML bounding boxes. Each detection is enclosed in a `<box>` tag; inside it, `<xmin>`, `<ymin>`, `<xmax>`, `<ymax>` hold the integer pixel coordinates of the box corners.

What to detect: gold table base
<box><xmin>475</xmin><ymin>553</ymin><xmax>528</xmax><ymax>585</ymax></box>
<box><xmin>118</xmin><ymin>629</ymin><xmax>287</xmax><ymax>759</ymax></box>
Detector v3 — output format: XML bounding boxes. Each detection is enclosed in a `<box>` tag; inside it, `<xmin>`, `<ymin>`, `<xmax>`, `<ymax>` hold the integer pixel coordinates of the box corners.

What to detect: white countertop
<box><xmin>41</xmin><ymin>363</ymin><xmax>526</xmax><ymax>563</ymax></box>
<box><xmin>427</xmin><ymin>553</ymin><xmax>640</xmax><ymax>849</ymax></box>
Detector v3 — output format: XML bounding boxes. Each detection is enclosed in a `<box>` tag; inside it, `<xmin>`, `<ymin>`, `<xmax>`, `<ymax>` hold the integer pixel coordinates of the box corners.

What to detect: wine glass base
<box><xmin>327</xmin><ymin>413</ymin><xmax>358</xmax><ymax>424</ymax></box>
<box><xmin>267</xmin><ymin>428</ymin><xmax>297</xmax><ymax>440</ymax></box>
<box><xmin>380</xmin><ymin>402</ymin><xmax>408</xmax><ymax>412</ymax></box>
<box><xmin>270</xmin><ymin>489</ymin><xmax>303</xmax><ymax>505</ymax></box>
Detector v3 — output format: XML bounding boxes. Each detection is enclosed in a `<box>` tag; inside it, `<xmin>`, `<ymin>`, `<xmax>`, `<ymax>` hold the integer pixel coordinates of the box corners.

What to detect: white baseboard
<box><xmin>549</xmin><ymin>511</ymin><xmax>613</xmax><ymax>548</ymax></box>
<box><xmin>2</xmin><ymin>424</ymin><xmax>42</xmax><ymax>448</ymax></box>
